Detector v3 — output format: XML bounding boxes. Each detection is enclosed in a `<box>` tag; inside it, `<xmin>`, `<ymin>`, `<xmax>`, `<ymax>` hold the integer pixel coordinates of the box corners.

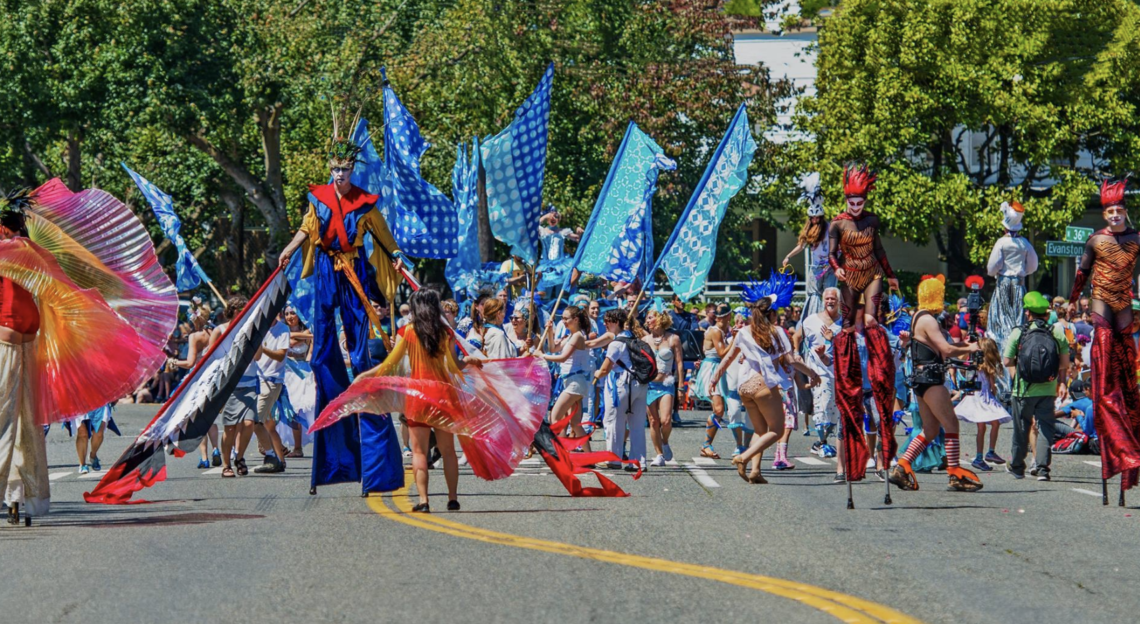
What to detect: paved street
<box><xmin>4</xmin><ymin>405</ymin><xmax>1139</xmax><ymax>624</ymax></box>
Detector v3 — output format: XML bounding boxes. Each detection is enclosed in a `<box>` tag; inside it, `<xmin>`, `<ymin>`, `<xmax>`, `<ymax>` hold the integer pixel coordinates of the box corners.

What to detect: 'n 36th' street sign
<box><xmin>1046</xmin><ymin>240</ymin><xmax>1084</xmax><ymax>257</ymax></box>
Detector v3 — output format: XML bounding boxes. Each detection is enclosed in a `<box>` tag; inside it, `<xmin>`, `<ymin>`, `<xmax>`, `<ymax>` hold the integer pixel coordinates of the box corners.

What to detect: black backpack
<box><xmin>615</xmin><ymin>336</ymin><xmax>658</xmax><ymax>385</ymax></box>
<box><xmin>678</xmin><ymin>330</ymin><xmax>704</xmax><ymax>363</ymax></box>
<box><xmin>1016</xmin><ymin>320</ymin><xmax>1060</xmax><ymax>385</ymax></box>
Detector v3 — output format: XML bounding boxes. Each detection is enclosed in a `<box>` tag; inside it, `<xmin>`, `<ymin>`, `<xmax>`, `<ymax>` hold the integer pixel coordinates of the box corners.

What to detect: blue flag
<box><xmin>653</xmin><ymin>104</ymin><xmax>756</xmax><ymax>302</ymax></box>
<box><xmin>481</xmin><ymin>63</ymin><xmax>554</xmax><ymax>266</ymax></box>
<box><xmin>380</xmin><ymin>70</ymin><xmax>459</xmax><ymax>258</ymax></box>
<box><xmin>445</xmin><ymin>139</ymin><xmax>482</xmax><ymax>298</ymax></box>
<box><xmin>346</xmin><ymin>118</ymin><xmax>429</xmax><ymax>246</ymax></box>
<box><xmin>121</xmin><ymin>163</ymin><xmax>212</xmax><ymax>292</ymax></box>
<box><xmin>569</xmin><ymin>122</ymin><xmax>675</xmax><ymax>287</ymax></box>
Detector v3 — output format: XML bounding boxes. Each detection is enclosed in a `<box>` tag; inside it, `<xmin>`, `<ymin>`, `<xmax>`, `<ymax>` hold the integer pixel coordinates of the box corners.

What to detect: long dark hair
<box><xmin>797</xmin><ymin>216</ymin><xmax>826</xmax><ymax>248</ymax></box>
<box><xmin>564</xmin><ymin>305</ymin><xmax>589</xmax><ymax>336</ymax></box>
<box><xmin>410</xmin><ymin>289</ymin><xmax>447</xmax><ymax>357</ymax></box>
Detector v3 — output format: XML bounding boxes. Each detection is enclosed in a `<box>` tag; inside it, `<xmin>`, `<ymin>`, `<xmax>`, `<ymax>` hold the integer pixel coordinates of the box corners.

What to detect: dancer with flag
<box><xmin>1068</xmin><ymin>179</ymin><xmax>1140</xmax><ymax>504</ymax></box>
<box><xmin>826</xmin><ymin>165</ymin><xmax>900</xmax><ymax>499</ymax></box>
<box><xmin>276</xmin><ymin>108</ymin><xmax>408</xmax><ymax>495</ymax></box>
<box><xmin>1</xmin><ymin>180</ymin><xmax>177</xmax><ymax>522</ymax></box>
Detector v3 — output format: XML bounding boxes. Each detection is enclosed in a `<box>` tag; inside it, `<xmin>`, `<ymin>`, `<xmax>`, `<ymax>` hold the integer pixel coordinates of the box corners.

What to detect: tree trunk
<box><xmin>21</xmin><ymin>138</ymin><xmax>51</xmax><ymax>185</ymax></box>
<box><xmin>257</xmin><ymin>103</ymin><xmax>290</xmax><ymax>251</ymax></box>
<box><xmin>476</xmin><ymin>158</ymin><xmax>494</xmax><ymax>263</ymax></box>
<box><xmin>65</xmin><ymin>131</ymin><xmax>81</xmax><ymax>192</ymax></box>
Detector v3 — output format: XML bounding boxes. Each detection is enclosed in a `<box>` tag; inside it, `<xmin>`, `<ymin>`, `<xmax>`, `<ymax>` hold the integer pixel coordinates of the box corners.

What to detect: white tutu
<box><xmin>954</xmin><ymin>393</ymin><xmax>1011</xmax><ymax>424</ymax></box>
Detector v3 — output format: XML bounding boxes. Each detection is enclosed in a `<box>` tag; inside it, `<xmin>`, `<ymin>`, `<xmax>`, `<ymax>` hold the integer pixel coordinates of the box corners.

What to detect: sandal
<box><xmin>221</xmin><ymin>467</ymin><xmax>236</xmax><ymax>478</ymax></box>
<box><xmin>286</xmin><ymin>450</ymin><xmax>305</xmax><ymax>458</ymax></box>
<box><xmin>235</xmin><ymin>458</ymin><xmax>248</xmax><ymax>477</ymax></box>
<box><xmin>411</xmin><ymin>502</ymin><xmax>431</xmax><ymax>513</ymax></box>
<box><xmin>748</xmin><ymin>470</ymin><xmax>768</xmax><ymax>484</ymax></box>
<box><xmin>731</xmin><ymin>456</ymin><xmax>749</xmax><ymax>482</ymax></box>
<box><xmin>700</xmin><ymin>444</ymin><xmax>721</xmax><ymax>460</ymax></box>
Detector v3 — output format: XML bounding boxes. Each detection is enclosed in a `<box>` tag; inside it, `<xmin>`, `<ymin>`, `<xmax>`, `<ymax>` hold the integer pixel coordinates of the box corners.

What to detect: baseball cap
<box><xmin>1023</xmin><ymin>291</ymin><xmax>1050</xmax><ymax>314</ymax></box>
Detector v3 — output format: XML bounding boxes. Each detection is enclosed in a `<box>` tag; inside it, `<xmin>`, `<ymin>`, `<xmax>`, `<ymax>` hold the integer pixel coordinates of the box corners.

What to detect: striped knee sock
<box><xmin>945</xmin><ymin>433</ymin><xmax>960</xmax><ymax>469</ymax></box>
<box><xmin>900</xmin><ymin>434</ymin><xmax>928</xmax><ymax>465</ymax></box>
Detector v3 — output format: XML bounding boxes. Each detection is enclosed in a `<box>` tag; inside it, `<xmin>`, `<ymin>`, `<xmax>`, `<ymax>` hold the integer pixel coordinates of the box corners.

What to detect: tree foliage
<box><xmin>782</xmin><ymin>0</ymin><xmax>1140</xmax><ymax>274</ymax></box>
<box><xmin>0</xmin><ymin>0</ymin><xmax>787</xmax><ymax>292</ymax></box>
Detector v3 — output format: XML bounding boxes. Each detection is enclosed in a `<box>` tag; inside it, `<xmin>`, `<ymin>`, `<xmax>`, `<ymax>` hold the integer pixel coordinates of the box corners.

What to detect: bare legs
<box><xmin>75</xmin><ymin>423</ymin><xmax>104</xmax><ymax>467</ymax></box>
<box><xmin>649</xmin><ymin>394</ymin><xmax>674</xmax><ymax>457</ymax></box>
<box><xmin>410</xmin><ymin>426</ymin><xmax>458</xmax><ymax>506</ymax></box>
<box><xmin>550</xmin><ymin>390</ymin><xmax>589</xmax><ymax>451</ymax></box>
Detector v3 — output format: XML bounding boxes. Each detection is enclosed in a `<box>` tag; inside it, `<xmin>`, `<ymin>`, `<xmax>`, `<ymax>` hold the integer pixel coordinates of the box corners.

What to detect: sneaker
<box><xmin>90</xmin><ymin>457</ymin><xmax>101</xmax><ymax>471</ymax></box>
<box><xmin>888</xmin><ymin>464</ymin><xmax>920</xmax><ymax>491</ymax></box>
<box><xmin>810</xmin><ymin>441</ymin><xmax>823</xmax><ymax>456</ymax></box>
<box><xmin>402</xmin><ymin>446</ymin><xmax>412</xmax><ymax>458</ymax></box>
<box><xmin>650</xmin><ymin>455</ymin><xmax>666</xmax><ymax>467</ymax></box>
<box><xmin>984</xmin><ymin>451</ymin><xmax>1006</xmax><ymax>465</ymax></box>
<box><xmin>733</xmin><ymin>445</ymin><xmax>747</xmax><ymax>458</ymax></box>
<box><xmin>606</xmin><ymin>461</ymin><xmax>622</xmax><ymax>470</ymax></box>
<box><xmin>833</xmin><ymin>473</ymin><xmax>846</xmax><ymax>483</ymax></box>
<box><xmin>947</xmin><ymin>474</ymin><xmax>984</xmax><ymax>492</ymax></box>
<box><xmin>865</xmin><ymin>458</ymin><xmax>876</xmax><ymax>469</ymax></box>
<box><xmin>971</xmin><ymin>458</ymin><xmax>993</xmax><ymax>472</ymax></box>
<box><xmin>459</xmin><ymin>455</ymin><xmax>469</xmax><ymax>466</ymax></box>
<box><xmin>254</xmin><ymin>455</ymin><xmax>285</xmax><ymax>474</ymax></box>
<box><xmin>1029</xmin><ymin>466</ymin><xmax>1041</xmax><ymax>477</ymax></box>
<box><xmin>662</xmin><ymin>444</ymin><xmax>673</xmax><ymax>462</ymax></box>
<box><xmin>78</xmin><ymin>464</ymin><xmax>90</xmax><ymax>475</ymax></box>
<box><xmin>875</xmin><ymin>469</ymin><xmax>885</xmax><ymax>482</ymax></box>
<box><xmin>197</xmin><ymin>459</ymin><xmax>210</xmax><ymax>469</ymax></box>
<box><xmin>623</xmin><ymin>463</ymin><xmax>639</xmax><ymax>473</ymax></box>
<box><xmin>1036</xmin><ymin>470</ymin><xmax>1051</xmax><ymax>482</ymax></box>
<box><xmin>803</xmin><ymin>428</ymin><xmax>812</xmax><ymax>437</ymax></box>
<box><xmin>211</xmin><ymin>448</ymin><xmax>222</xmax><ymax>467</ymax></box>
<box><xmin>1006</xmin><ymin>464</ymin><xmax>1025</xmax><ymax>479</ymax></box>
<box><xmin>821</xmin><ymin>444</ymin><xmax>837</xmax><ymax>458</ymax></box>
<box><xmin>772</xmin><ymin>460</ymin><xmax>788</xmax><ymax>470</ymax></box>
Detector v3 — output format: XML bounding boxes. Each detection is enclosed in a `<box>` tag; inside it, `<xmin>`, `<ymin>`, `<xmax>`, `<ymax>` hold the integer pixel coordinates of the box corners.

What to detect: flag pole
<box><xmin>207</xmin><ymin>281</ymin><xmax>226</xmax><ymax>305</ymax></box>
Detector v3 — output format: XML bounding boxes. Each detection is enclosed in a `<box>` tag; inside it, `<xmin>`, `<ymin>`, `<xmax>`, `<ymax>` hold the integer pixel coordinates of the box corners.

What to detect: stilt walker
<box><xmin>278</xmin><ymin>112</ymin><xmax>407</xmax><ymax>496</ymax></box>
<box><xmin>1068</xmin><ymin>179</ymin><xmax>1140</xmax><ymax>505</ymax></box>
<box><xmin>987</xmin><ymin>201</ymin><xmax>1038</xmax><ymax>383</ymax></box>
<box><xmin>828</xmin><ymin>165</ymin><xmax>898</xmax><ymax>503</ymax></box>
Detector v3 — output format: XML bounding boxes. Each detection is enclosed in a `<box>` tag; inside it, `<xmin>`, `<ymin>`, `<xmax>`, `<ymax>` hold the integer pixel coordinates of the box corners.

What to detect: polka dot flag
<box><xmin>481</xmin><ymin>63</ymin><xmax>554</xmax><ymax>267</ymax></box>
<box><xmin>359</xmin><ymin>70</ymin><xmax>458</xmax><ymax>259</ymax></box>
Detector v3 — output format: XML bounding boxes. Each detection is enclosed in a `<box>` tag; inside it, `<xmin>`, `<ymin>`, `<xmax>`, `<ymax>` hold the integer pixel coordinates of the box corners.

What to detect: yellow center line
<box><xmin>367</xmin><ymin>484</ymin><xmax>923</xmax><ymax>624</ymax></box>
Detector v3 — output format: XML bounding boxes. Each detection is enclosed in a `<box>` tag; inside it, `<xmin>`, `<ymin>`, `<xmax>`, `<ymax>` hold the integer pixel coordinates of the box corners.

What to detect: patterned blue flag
<box><xmin>445</xmin><ymin>139</ymin><xmax>482</xmax><ymax>298</ymax></box>
<box><xmin>380</xmin><ymin>71</ymin><xmax>459</xmax><ymax>258</ymax></box>
<box><xmin>121</xmin><ymin>163</ymin><xmax>211</xmax><ymax>292</ymax></box>
<box><xmin>481</xmin><ymin>63</ymin><xmax>554</xmax><ymax>266</ymax></box>
<box><xmin>570</xmin><ymin>122</ymin><xmax>675</xmax><ymax>287</ymax></box>
<box><xmin>653</xmin><ymin>104</ymin><xmax>756</xmax><ymax>301</ymax></box>
<box><xmin>346</xmin><ymin>118</ymin><xmax>429</xmax><ymax>247</ymax></box>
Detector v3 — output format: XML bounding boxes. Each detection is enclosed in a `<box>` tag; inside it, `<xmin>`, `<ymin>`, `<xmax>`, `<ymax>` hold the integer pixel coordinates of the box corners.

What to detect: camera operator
<box><xmin>889</xmin><ymin>275</ymin><xmax>983</xmax><ymax>492</ymax></box>
<box><xmin>1002</xmin><ymin>291</ymin><xmax>1069</xmax><ymax>481</ymax></box>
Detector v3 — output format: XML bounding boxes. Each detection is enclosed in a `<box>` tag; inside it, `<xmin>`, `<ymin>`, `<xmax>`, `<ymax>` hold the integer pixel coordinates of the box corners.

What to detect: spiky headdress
<box><xmin>0</xmin><ymin>187</ymin><xmax>32</xmax><ymax>235</ymax></box>
<box><xmin>800</xmin><ymin>172</ymin><xmax>824</xmax><ymax>217</ymax></box>
<box><xmin>739</xmin><ymin>269</ymin><xmax>797</xmax><ymax>309</ymax></box>
<box><xmin>327</xmin><ymin>103</ymin><xmax>367</xmax><ymax>169</ymax></box>
<box><xmin>1101</xmin><ymin>178</ymin><xmax>1127</xmax><ymax>209</ymax></box>
<box><xmin>886</xmin><ymin>293</ymin><xmax>911</xmax><ymax>336</ymax></box>
<box><xmin>842</xmin><ymin>164</ymin><xmax>876</xmax><ymax>198</ymax></box>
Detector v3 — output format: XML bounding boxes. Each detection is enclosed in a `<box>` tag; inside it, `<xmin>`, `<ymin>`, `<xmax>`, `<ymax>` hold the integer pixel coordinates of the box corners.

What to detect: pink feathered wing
<box><xmin>313</xmin><ymin>357</ymin><xmax>551</xmax><ymax>481</ymax></box>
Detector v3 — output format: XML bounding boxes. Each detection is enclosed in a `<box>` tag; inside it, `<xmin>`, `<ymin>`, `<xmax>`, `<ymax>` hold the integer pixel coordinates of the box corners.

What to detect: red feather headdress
<box><xmin>843</xmin><ymin>165</ymin><xmax>876</xmax><ymax>198</ymax></box>
<box><xmin>1101</xmin><ymin>179</ymin><xmax>1126</xmax><ymax>209</ymax></box>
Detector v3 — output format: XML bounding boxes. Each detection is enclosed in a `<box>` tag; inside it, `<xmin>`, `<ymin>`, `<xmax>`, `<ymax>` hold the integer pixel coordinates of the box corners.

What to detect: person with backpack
<box><xmin>592</xmin><ymin>309</ymin><xmax>652</xmax><ymax>471</ymax></box>
<box><xmin>1002</xmin><ymin>291</ymin><xmax>1069</xmax><ymax>481</ymax></box>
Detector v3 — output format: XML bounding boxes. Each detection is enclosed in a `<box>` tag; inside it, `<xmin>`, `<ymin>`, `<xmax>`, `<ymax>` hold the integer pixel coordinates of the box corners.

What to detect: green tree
<box><xmin>785</xmin><ymin>0</ymin><xmax>1140</xmax><ymax>275</ymax></box>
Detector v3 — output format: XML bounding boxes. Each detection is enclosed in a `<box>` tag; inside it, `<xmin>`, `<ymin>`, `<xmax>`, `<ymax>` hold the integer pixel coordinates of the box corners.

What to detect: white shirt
<box><xmin>987</xmin><ymin>235</ymin><xmax>1039</xmax><ymax>278</ymax></box>
<box><xmin>257</xmin><ymin>321</ymin><xmax>291</xmax><ymax>384</ymax></box>
<box><xmin>733</xmin><ymin>326</ymin><xmax>791</xmax><ymax>388</ymax></box>
<box><xmin>481</xmin><ymin>325</ymin><xmax>517</xmax><ymax>359</ymax></box>
<box><xmin>605</xmin><ymin>333</ymin><xmax>635</xmax><ymax>385</ymax></box>
<box><xmin>801</xmin><ymin>313</ymin><xmax>840</xmax><ymax>379</ymax></box>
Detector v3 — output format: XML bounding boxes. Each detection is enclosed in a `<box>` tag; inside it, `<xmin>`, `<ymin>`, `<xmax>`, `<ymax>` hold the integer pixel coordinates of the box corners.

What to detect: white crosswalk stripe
<box><xmin>794</xmin><ymin>456</ymin><xmax>828</xmax><ymax>466</ymax></box>
<box><xmin>692</xmin><ymin>456</ymin><xmax>717</xmax><ymax>466</ymax></box>
<box><xmin>49</xmin><ymin>471</ymin><xmax>72</xmax><ymax>482</ymax></box>
<box><xmin>682</xmin><ymin>462</ymin><xmax>720</xmax><ymax>488</ymax></box>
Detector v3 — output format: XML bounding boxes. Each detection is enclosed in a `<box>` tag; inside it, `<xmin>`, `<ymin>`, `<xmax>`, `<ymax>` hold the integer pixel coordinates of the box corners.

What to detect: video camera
<box><xmin>964</xmin><ymin>275</ymin><xmax>985</xmax><ymax>342</ymax></box>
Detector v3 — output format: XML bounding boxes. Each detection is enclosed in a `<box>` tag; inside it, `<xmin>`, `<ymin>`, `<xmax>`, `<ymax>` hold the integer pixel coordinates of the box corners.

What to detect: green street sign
<box><xmin>1065</xmin><ymin>226</ymin><xmax>1094</xmax><ymax>243</ymax></box>
<box><xmin>1046</xmin><ymin>240</ymin><xmax>1084</xmax><ymax>257</ymax></box>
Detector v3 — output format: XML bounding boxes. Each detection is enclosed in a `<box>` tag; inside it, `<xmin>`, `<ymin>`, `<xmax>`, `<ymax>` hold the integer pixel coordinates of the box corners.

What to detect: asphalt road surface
<box><xmin>4</xmin><ymin>405</ymin><xmax>1139</xmax><ymax>624</ymax></box>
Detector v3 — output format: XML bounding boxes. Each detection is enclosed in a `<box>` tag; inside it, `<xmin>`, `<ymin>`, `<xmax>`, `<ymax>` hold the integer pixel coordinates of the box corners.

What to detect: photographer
<box><xmin>889</xmin><ymin>275</ymin><xmax>983</xmax><ymax>492</ymax></box>
<box><xmin>1002</xmin><ymin>291</ymin><xmax>1069</xmax><ymax>481</ymax></box>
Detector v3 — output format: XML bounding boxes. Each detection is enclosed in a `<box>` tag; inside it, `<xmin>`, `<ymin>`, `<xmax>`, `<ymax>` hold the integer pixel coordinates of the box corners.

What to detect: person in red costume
<box><xmin>0</xmin><ymin>201</ymin><xmax>49</xmax><ymax>526</ymax></box>
<box><xmin>826</xmin><ymin>165</ymin><xmax>899</xmax><ymax>483</ymax></box>
<box><xmin>1068</xmin><ymin>179</ymin><xmax>1140</xmax><ymax>499</ymax></box>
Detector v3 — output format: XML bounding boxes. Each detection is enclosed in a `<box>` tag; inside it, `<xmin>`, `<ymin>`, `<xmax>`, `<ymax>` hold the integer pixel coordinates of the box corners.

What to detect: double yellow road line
<box><xmin>369</xmin><ymin>488</ymin><xmax>922</xmax><ymax>624</ymax></box>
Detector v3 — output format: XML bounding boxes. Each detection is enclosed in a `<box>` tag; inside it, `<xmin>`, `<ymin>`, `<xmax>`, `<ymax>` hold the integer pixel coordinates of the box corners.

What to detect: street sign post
<box><xmin>1065</xmin><ymin>226</ymin><xmax>1094</xmax><ymax>244</ymax></box>
<box><xmin>1046</xmin><ymin>240</ymin><xmax>1084</xmax><ymax>257</ymax></box>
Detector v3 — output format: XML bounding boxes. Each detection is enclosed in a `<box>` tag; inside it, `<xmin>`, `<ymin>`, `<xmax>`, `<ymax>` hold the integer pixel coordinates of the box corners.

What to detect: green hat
<box><xmin>1023</xmin><ymin>291</ymin><xmax>1050</xmax><ymax>314</ymax></box>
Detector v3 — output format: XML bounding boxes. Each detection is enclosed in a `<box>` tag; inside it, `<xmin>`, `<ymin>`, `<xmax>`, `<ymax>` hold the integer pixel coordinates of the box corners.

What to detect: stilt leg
<box><xmin>309</xmin><ymin>486</ymin><xmax>317</xmax><ymax>495</ymax></box>
<box><xmin>846</xmin><ymin>474</ymin><xmax>855</xmax><ymax>510</ymax></box>
<box><xmin>1104</xmin><ymin>479</ymin><xmax>1109</xmax><ymax>506</ymax></box>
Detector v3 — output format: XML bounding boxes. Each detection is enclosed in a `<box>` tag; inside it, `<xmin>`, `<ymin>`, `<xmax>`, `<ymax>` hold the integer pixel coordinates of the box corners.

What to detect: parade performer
<box><xmin>986</xmin><ymin>201</ymin><xmax>1038</xmax><ymax>358</ymax></box>
<box><xmin>278</xmin><ymin>120</ymin><xmax>408</xmax><ymax>493</ymax></box>
<box><xmin>1068</xmin><ymin>179</ymin><xmax>1140</xmax><ymax>494</ymax></box>
<box><xmin>536</xmin><ymin>206</ymin><xmax>582</xmax><ymax>291</ymax></box>
<box><xmin>889</xmin><ymin>276</ymin><xmax>983</xmax><ymax>492</ymax></box>
<box><xmin>694</xmin><ymin>304</ymin><xmax>733</xmax><ymax>458</ymax></box>
<box><xmin>1</xmin><ymin>181</ymin><xmax>176</xmax><ymax>522</ymax></box>
<box><xmin>827</xmin><ymin>165</ymin><xmax>898</xmax><ymax>481</ymax></box>
<box><xmin>782</xmin><ymin>172</ymin><xmax>834</xmax><ymax>322</ymax></box>
<box><xmin>708</xmin><ymin>274</ymin><xmax>820</xmax><ymax>485</ymax></box>
<box><xmin>312</xmin><ymin>289</ymin><xmax>550</xmax><ymax>509</ymax></box>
